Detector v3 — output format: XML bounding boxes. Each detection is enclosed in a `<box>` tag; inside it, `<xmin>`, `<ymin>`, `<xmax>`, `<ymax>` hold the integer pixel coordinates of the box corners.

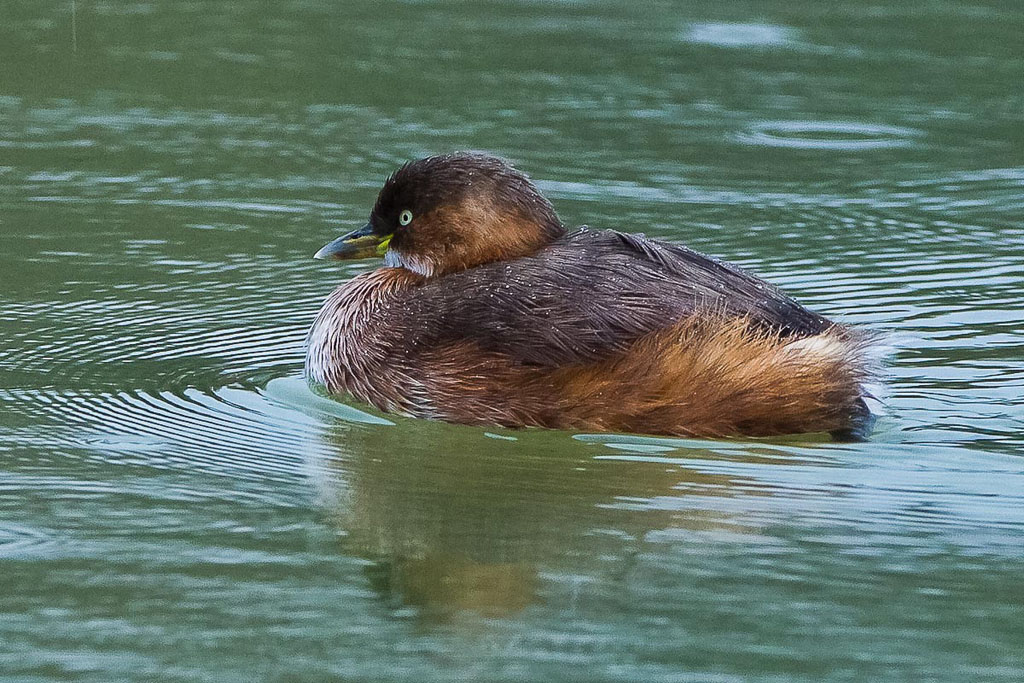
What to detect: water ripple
<box><xmin>0</xmin><ymin>521</ymin><xmax>54</xmax><ymax>557</ymax></box>
<box><xmin>681</xmin><ymin>22</ymin><xmax>800</xmax><ymax>48</ymax></box>
<box><xmin>738</xmin><ymin>120</ymin><xmax>925</xmax><ymax>150</ymax></box>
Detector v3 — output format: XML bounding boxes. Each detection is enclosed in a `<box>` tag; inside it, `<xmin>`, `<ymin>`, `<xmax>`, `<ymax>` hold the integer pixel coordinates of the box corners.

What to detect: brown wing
<box><xmin>388</xmin><ymin>228</ymin><xmax>833</xmax><ymax>368</ymax></box>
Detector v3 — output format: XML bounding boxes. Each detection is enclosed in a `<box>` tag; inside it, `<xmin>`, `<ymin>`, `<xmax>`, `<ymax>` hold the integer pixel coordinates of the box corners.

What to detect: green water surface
<box><xmin>2</xmin><ymin>1</ymin><xmax>1023</xmax><ymax>681</ymax></box>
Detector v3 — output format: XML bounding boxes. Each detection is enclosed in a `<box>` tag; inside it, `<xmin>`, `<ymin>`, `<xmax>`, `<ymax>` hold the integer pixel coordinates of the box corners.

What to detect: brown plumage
<box><xmin>306</xmin><ymin>152</ymin><xmax>877</xmax><ymax>439</ymax></box>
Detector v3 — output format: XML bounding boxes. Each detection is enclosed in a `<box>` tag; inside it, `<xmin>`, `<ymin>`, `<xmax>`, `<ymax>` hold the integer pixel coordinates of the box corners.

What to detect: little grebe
<box><xmin>306</xmin><ymin>153</ymin><xmax>875</xmax><ymax>439</ymax></box>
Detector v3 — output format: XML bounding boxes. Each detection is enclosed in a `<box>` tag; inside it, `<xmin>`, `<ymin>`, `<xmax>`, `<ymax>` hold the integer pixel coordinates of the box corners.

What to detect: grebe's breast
<box><xmin>305</xmin><ymin>267</ymin><xmax>423</xmax><ymax>407</ymax></box>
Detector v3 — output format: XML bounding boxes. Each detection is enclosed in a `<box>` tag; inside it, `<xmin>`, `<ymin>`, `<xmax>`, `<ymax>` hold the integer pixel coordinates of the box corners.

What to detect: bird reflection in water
<box><xmin>310</xmin><ymin>414</ymin><xmax>781</xmax><ymax>622</ymax></box>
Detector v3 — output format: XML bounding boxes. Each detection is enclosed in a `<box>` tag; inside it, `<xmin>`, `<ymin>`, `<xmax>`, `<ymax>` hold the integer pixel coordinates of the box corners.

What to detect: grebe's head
<box><xmin>314</xmin><ymin>153</ymin><xmax>565</xmax><ymax>277</ymax></box>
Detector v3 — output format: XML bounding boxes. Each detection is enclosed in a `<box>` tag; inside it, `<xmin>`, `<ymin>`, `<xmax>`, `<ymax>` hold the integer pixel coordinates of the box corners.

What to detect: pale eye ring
<box><xmin>398</xmin><ymin>209</ymin><xmax>413</xmax><ymax>226</ymax></box>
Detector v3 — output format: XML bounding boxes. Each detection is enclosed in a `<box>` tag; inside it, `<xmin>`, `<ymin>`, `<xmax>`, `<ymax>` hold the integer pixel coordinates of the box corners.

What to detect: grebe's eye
<box><xmin>398</xmin><ymin>209</ymin><xmax>413</xmax><ymax>226</ymax></box>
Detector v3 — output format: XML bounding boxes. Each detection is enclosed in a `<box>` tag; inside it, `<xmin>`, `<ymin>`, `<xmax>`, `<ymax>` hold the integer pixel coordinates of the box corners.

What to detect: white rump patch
<box><xmin>782</xmin><ymin>334</ymin><xmax>848</xmax><ymax>362</ymax></box>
